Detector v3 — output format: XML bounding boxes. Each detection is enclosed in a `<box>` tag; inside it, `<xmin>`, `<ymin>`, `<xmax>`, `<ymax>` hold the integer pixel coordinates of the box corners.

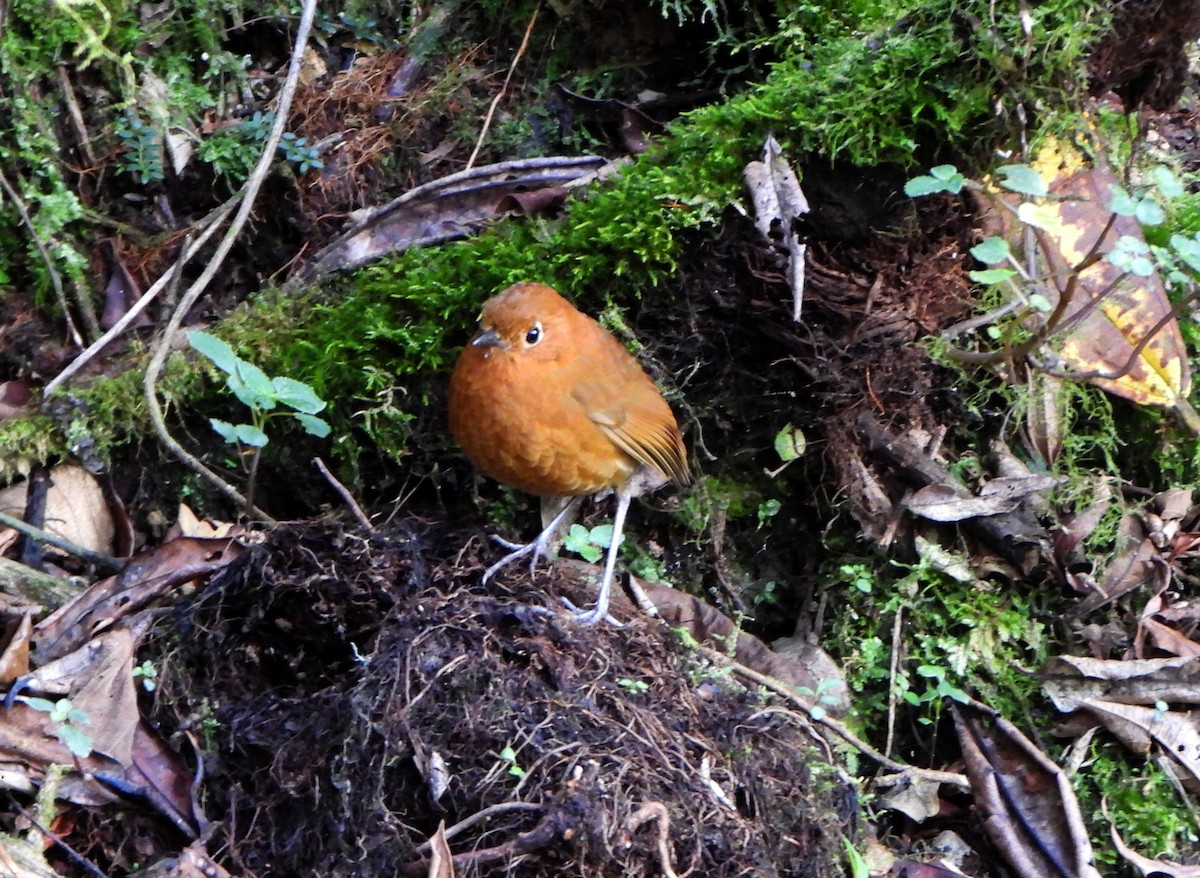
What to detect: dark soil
<box><xmin>141</xmin><ymin>522</ymin><xmax>852</xmax><ymax>877</ymax></box>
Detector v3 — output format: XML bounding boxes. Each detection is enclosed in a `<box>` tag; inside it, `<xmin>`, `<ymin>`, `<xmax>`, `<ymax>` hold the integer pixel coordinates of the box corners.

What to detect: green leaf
<box><xmin>1108</xmin><ymin>185</ymin><xmax>1138</xmax><ymax>216</ymax></box>
<box><xmin>293</xmin><ymin>413</ymin><xmax>331</xmax><ymax>438</ymax></box>
<box><xmin>967</xmin><ymin>268</ymin><xmax>1016</xmax><ymax>284</ymax></box>
<box><xmin>1170</xmin><ymin>233</ymin><xmax>1200</xmax><ymax>273</ymax></box>
<box><xmin>589</xmin><ymin>524</ymin><xmax>615</xmax><ymax>549</ymax></box>
<box><xmin>187</xmin><ymin>330</ymin><xmax>240</xmax><ymax>374</ymax></box>
<box><xmin>1028</xmin><ymin>293</ymin><xmax>1052</xmax><ymax>312</ymax></box>
<box><xmin>996</xmin><ymin>164</ymin><xmax>1048</xmax><ymax>197</ymax></box>
<box><xmin>271</xmin><ymin>377</ymin><xmax>327</xmax><ymax>414</ymax></box>
<box><xmin>1016</xmin><ymin>202</ymin><xmax>1061</xmax><ymax>232</ymax></box>
<box><xmin>564</xmin><ymin>524</ymin><xmax>601</xmax><ymax>562</ymax></box>
<box><xmin>969</xmin><ymin>236</ymin><xmax>1010</xmax><ymax>264</ymax></box>
<box><xmin>59</xmin><ymin>724</ymin><xmax>94</xmax><ymax>758</ymax></box>
<box><xmin>904</xmin><ymin>167</ymin><xmax>964</xmax><ymax>197</ymax></box>
<box><xmin>20</xmin><ymin>696</ymin><xmax>56</xmax><ymax>713</ymax></box>
<box><xmin>234</xmin><ymin>360</ymin><xmax>276</xmax><ymax>403</ymax></box>
<box><xmin>1130</xmin><ymin>256</ymin><xmax>1155</xmax><ymax>277</ymax></box>
<box><xmin>210</xmin><ymin>418</ymin><xmax>240</xmax><ymax>444</ymax></box>
<box><xmin>1135</xmin><ymin>198</ymin><xmax>1164</xmax><ymax>226</ymax></box>
<box><xmin>234</xmin><ymin>424</ymin><xmax>270</xmax><ymax>448</ymax></box>
<box><xmin>1152</xmin><ymin>166</ymin><xmax>1183</xmax><ymax>199</ymax></box>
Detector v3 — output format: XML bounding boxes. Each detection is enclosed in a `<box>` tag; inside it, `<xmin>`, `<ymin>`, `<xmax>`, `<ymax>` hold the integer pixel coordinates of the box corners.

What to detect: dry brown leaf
<box><xmin>953</xmin><ymin>703</ymin><xmax>1100</xmax><ymax>878</ymax></box>
<box><xmin>0</xmin><ymin>466</ymin><xmax>114</xmax><ymax>557</ymax></box>
<box><xmin>427</xmin><ymin>821</ymin><xmax>455</xmax><ymax>878</ymax></box>
<box><xmin>174</xmin><ymin>503</ymin><xmax>235</xmax><ymax>539</ymax></box>
<box><xmin>0</xmin><ymin>616</ymin><xmax>31</xmax><ymax>685</ymax></box>
<box><xmin>637</xmin><ymin>579</ymin><xmax>848</xmax><ymax>715</ymax></box>
<box><xmin>1139</xmin><ymin>616</ymin><xmax>1200</xmax><ymax>659</ymax></box>
<box><xmin>34</xmin><ymin>536</ymin><xmax>245</xmax><ymax>661</ymax></box>
<box><xmin>1043</xmin><ymin>655</ymin><xmax>1200</xmax><ymax>709</ymax></box>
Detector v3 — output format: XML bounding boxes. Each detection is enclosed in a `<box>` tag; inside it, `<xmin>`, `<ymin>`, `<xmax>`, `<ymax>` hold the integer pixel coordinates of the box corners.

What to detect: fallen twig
<box><xmin>0</xmin><ymin>511</ymin><xmax>122</xmax><ymax>576</ymax></box>
<box><xmin>0</xmin><ymin>166</ymin><xmax>85</xmax><ymax>347</ymax></box>
<box><xmin>44</xmin><ymin>199</ymin><xmax>241</xmax><ymax>395</ymax></box>
<box><xmin>466</xmin><ymin>1</ymin><xmax>540</xmax><ymax>170</ymax></box>
<box><xmin>696</xmin><ymin>645</ymin><xmax>970</xmax><ymax>790</ymax></box>
<box><xmin>621</xmin><ymin>802</ymin><xmax>679</xmax><ymax>878</ymax></box>
<box><xmin>313</xmin><ymin>457</ymin><xmax>374</xmax><ymax>531</ymax></box>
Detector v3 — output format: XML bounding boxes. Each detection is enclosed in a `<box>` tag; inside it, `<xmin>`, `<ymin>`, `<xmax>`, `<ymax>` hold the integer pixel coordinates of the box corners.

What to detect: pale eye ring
<box><xmin>524</xmin><ymin>322</ymin><xmax>543</xmax><ymax>346</ymax></box>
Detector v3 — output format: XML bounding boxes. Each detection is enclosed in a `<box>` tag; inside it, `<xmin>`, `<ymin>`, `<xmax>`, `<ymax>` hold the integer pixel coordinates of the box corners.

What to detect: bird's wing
<box><xmin>572</xmin><ymin>378</ymin><xmax>690</xmax><ymax>485</ymax></box>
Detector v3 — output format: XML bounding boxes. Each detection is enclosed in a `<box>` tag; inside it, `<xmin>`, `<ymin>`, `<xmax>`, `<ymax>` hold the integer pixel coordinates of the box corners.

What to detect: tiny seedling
<box><xmin>19</xmin><ymin>696</ymin><xmax>93</xmax><ymax>758</ymax></box>
<box><xmin>133</xmin><ymin>659</ymin><xmax>158</xmax><ymax>692</ymax></box>
<box><xmin>498</xmin><ymin>745</ymin><xmax>526</xmax><ymax>779</ymax></box>
<box><xmin>618</xmin><ymin>677</ymin><xmax>650</xmax><ymax>694</ymax></box>
<box><xmin>187</xmin><ymin>330</ymin><xmax>331</xmax><ymax>511</ymax></box>
<box><xmin>796</xmin><ymin>678</ymin><xmax>844</xmax><ymax>721</ymax></box>
<box><xmin>563</xmin><ymin>523</ymin><xmax>615</xmax><ymax>563</ymax></box>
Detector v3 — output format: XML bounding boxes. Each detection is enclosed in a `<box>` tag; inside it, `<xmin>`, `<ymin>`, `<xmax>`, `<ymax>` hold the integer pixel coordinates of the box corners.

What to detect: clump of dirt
<box><xmin>1089</xmin><ymin>0</ymin><xmax>1200</xmax><ymax>110</ymax></box>
<box><xmin>147</xmin><ymin>521</ymin><xmax>851</xmax><ymax>877</ymax></box>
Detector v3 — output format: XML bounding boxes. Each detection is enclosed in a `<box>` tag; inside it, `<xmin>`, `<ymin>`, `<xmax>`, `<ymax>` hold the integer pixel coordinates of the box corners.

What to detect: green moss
<box><xmin>1075</xmin><ymin>739</ymin><xmax>1200</xmax><ymax>867</ymax></box>
<box><xmin>828</xmin><ymin>550</ymin><xmax>1051</xmax><ymax>730</ymax></box>
<box><xmin>669</xmin><ymin>0</ymin><xmax>1102</xmax><ymax>175</ymax></box>
<box><xmin>0</xmin><ymin>415</ymin><xmax>67</xmax><ymax>481</ymax></box>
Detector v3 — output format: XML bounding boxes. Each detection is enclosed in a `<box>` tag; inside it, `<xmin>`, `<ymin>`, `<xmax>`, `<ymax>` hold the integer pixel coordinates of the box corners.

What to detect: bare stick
<box><xmin>696</xmin><ymin>645</ymin><xmax>970</xmax><ymax>790</ymax></box>
<box><xmin>44</xmin><ymin>198</ymin><xmax>241</xmax><ymax>395</ymax></box>
<box><xmin>0</xmin><ymin>511</ymin><xmax>122</xmax><ymax>575</ymax></box>
<box><xmin>466</xmin><ymin>1</ymin><xmax>540</xmax><ymax>170</ymax></box>
<box><xmin>0</xmin><ymin>166</ymin><xmax>84</xmax><ymax>347</ymax></box>
<box><xmin>142</xmin><ymin>0</ymin><xmax>319</xmax><ymax>522</ymax></box>
<box><xmin>313</xmin><ymin>457</ymin><xmax>375</xmax><ymax>531</ymax></box>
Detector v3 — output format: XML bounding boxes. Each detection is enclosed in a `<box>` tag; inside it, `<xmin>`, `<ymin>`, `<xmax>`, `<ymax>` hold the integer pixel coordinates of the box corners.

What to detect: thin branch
<box><xmin>313</xmin><ymin>457</ymin><xmax>375</xmax><ymax>531</ymax></box>
<box><xmin>142</xmin><ymin>0</ymin><xmax>320</xmax><ymax>522</ymax></box>
<box><xmin>466</xmin><ymin>1</ymin><xmax>540</xmax><ymax>170</ymax></box>
<box><xmin>0</xmin><ymin>511</ymin><xmax>122</xmax><ymax>575</ymax></box>
<box><xmin>695</xmin><ymin>645</ymin><xmax>971</xmax><ymax>790</ymax></box>
<box><xmin>0</xmin><ymin>166</ymin><xmax>84</xmax><ymax>347</ymax></box>
<box><xmin>44</xmin><ymin>198</ymin><xmax>241</xmax><ymax>395</ymax></box>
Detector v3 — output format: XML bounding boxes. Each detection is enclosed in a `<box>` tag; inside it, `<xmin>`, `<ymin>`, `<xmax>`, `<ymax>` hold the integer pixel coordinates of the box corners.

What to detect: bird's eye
<box><xmin>524</xmin><ymin>323</ymin><xmax>543</xmax><ymax>346</ymax></box>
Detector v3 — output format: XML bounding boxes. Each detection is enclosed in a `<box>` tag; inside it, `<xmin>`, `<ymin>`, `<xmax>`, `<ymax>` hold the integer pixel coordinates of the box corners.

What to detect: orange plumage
<box><xmin>449</xmin><ymin>282</ymin><xmax>689</xmax><ymax>624</ymax></box>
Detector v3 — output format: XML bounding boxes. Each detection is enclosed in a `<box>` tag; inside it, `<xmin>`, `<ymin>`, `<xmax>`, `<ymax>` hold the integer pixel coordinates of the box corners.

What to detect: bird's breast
<box><xmin>448</xmin><ymin>348</ymin><xmax>636</xmax><ymax>496</ymax></box>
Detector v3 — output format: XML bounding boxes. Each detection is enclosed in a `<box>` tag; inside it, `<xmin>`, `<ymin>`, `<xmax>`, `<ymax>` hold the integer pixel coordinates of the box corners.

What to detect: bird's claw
<box><xmin>560</xmin><ymin>597</ymin><xmax>626</xmax><ymax>628</ymax></box>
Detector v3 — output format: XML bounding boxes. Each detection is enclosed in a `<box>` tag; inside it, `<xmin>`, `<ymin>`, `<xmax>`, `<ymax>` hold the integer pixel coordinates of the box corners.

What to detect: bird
<box><xmin>448</xmin><ymin>281</ymin><xmax>690</xmax><ymax>625</ymax></box>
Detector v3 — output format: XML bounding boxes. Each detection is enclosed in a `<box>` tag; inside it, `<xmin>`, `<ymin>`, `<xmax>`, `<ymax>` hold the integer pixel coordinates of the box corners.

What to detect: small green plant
<box><xmin>900</xmin><ymin>664</ymin><xmax>970</xmax><ymax>726</ymax></box>
<box><xmin>19</xmin><ymin>696</ymin><xmax>93</xmax><ymax>757</ymax></box>
<box><xmin>843</xmin><ymin>836</ymin><xmax>870</xmax><ymax>878</ymax></box>
<box><xmin>114</xmin><ymin>113</ymin><xmax>165</xmax><ymax>184</ymax></box>
<box><xmin>563</xmin><ymin>522</ymin><xmax>614</xmax><ymax>563</ymax></box>
<box><xmin>837</xmin><ymin>563</ymin><xmax>877</xmax><ymax>595</ymax></box>
<box><xmin>765</xmin><ymin>423</ymin><xmax>806</xmax><ymax>478</ymax></box>
<box><xmin>277</xmin><ymin>130</ymin><xmax>324</xmax><ymax>174</ymax></box>
<box><xmin>797</xmin><ymin>678</ymin><xmax>843</xmax><ymax>721</ymax></box>
<box><xmin>187</xmin><ymin>330</ymin><xmax>331</xmax><ymax>510</ymax></box>
<box><xmin>133</xmin><ymin>659</ymin><xmax>158</xmax><ymax>692</ymax></box>
<box><xmin>618</xmin><ymin>677</ymin><xmax>650</xmax><ymax>694</ymax></box>
<box><xmin>752</xmin><ymin>579</ymin><xmax>778</xmax><ymax>606</ymax></box>
<box><xmin>498</xmin><ymin>745</ymin><xmax>526</xmax><ymax>779</ymax></box>
<box><xmin>756</xmin><ymin>498</ymin><xmax>781</xmax><ymax>528</ymax></box>
<box><xmin>905</xmin><ymin>156</ymin><xmax>1195</xmax><ymax>397</ymax></box>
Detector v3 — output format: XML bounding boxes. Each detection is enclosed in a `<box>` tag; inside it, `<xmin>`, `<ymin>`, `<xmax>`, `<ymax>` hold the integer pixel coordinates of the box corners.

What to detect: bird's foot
<box><xmin>481</xmin><ymin>526</ymin><xmax>562</xmax><ymax>583</ymax></box>
<box><xmin>560</xmin><ymin>596</ymin><xmax>626</xmax><ymax>628</ymax></box>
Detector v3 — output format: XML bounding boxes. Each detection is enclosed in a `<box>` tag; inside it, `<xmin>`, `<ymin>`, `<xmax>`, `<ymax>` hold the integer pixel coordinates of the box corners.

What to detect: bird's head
<box><xmin>470</xmin><ymin>282</ymin><xmax>574</xmax><ymax>359</ymax></box>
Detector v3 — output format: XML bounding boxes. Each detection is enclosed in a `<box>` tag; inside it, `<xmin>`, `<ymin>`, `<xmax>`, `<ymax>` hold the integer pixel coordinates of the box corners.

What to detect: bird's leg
<box><xmin>483</xmin><ymin>496</ymin><xmax>581</xmax><ymax>583</ymax></box>
<box><xmin>570</xmin><ymin>484</ymin><xmax>633</xmax><ymax>626</ymax></box>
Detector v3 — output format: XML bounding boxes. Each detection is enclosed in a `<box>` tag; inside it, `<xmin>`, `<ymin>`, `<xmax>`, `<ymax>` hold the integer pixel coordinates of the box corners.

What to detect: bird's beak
<box><xmin>471</xmin><ymin>328</ymin><xmax>506</xmax><ymax>349</ymax></box>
